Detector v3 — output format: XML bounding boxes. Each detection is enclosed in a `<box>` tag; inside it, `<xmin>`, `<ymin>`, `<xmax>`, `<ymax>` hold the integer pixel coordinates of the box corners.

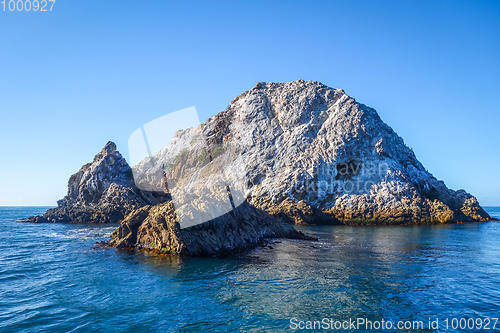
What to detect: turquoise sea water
<box><xmin>1</xmin><ymin>207</ymin><xmax>500</xmax><ymax>332</ymax></box>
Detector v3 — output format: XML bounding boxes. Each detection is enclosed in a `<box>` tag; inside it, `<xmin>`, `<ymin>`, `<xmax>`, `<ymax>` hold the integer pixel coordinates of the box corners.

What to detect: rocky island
<box><xmin>25</xmin><ymin>80</ymin><xmax>492</xmax><ymax>255</ymax></box>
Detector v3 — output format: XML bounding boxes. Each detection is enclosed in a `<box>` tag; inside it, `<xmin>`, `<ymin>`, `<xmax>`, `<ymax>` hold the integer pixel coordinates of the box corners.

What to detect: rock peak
<box><xmin>26</xmin><ymin>142</ymin><xmax>157</xmax><ymax>223</ymax></box>
<box><xmin>102</xmin><ymin>141</ymin><xmax>117</xmax><ymax>155</ymax></box>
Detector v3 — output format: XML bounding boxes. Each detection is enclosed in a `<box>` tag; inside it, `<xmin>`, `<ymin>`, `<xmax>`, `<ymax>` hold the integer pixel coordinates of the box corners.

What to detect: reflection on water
<box><xmin>1</xmin><ymin>207</ymin><xmax>499</xmax><ymax>332</ymax></box>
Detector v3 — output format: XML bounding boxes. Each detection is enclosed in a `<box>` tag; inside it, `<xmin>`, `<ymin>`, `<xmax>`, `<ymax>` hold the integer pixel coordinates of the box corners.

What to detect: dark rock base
<box><xmin>110</xmin><ymin>201</ymin><xmax>315</xmax><ymax>257</ymax></box>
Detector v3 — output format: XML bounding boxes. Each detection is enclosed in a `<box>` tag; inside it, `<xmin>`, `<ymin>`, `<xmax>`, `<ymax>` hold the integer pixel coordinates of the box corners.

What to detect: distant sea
<box><xmin>1</xmin><ymin>206</ymin><xmax>500</xmax><ymax>332</ymax></box>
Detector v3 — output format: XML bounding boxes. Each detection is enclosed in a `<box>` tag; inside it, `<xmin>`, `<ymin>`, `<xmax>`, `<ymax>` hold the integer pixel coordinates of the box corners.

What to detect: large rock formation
<box><xmin>22</xmin><ymin>80</ymin><xmax>493</xmax><ymax>256</ymax></box>
<box><xmin>134</xmin><ymin>80</ymin><xmax>491</xmax><ymax>225</ymax></box>
<box><xmin>25</xmin><ymin>80</ymin><xmax>492</xmax><ymax>231</ymax></box>
<box><xmin>25</xmin><ymin>142</ymin><xmax>159</xmax><ymax>223</ymax></box>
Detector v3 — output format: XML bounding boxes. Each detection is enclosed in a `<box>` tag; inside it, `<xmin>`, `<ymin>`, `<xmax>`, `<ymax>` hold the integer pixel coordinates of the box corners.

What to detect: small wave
<box><xmin>485</xmin><ymin>207</ymin><xmax>500</xmax><ymax>220</ymax></box>
<box><xmin>48</xmin><ymin>226</ymin><xmax>116</xmax><ymax>240</ymax></box>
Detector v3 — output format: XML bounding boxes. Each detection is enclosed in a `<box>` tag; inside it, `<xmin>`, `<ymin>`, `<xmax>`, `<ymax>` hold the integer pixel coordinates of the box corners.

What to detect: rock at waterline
<box><xmin>110</xmin><ymin>199</ymin><xmax>313</xmax><ymax>256</ymax></box>
<box><xmin>22</xmin><ymin>80</ymin><xmax>492</xmax><ymax>256</ymax></box>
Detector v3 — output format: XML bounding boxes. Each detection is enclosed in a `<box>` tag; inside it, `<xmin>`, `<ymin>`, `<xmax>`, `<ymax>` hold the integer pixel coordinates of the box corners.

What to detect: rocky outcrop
<box><xmin>133</xmin><ymin>80</ymin><xmax>491</xmax><ymax>224</ymax></box>
<box><xmin>24</xmin><ymin>142</ymin><xmax>161</xmax><ymax>223</ymax></box>
<box><xmin>110</xmin><ymin>200</ymin><xmax>312</xmax><ymax>256</ymax></box>
<box><xmin>24</xmin><ymin>80</ymin><xmax>492</xmax><ymax>230</ymax></box>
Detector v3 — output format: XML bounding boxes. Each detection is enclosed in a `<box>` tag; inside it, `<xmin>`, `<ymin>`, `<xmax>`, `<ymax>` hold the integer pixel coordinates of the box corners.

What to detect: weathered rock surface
<box><xmin>24</xmin><ymin>142</ymin><xmax>160</xmax><ymax>223</ymax></box>
<box><xmin>24</xmin><ymin>80</ymin><xmax>492</xmax><ymax>233</ymax></box>
<box><xmin>134</xmin><ymin>80</ymin><xmax>491</xmax><ymax>224</ymax></box>
<box><xmin>110</xmin><ymin>200</ymin><xmax>312</xmax><ymax>256</ymax></box>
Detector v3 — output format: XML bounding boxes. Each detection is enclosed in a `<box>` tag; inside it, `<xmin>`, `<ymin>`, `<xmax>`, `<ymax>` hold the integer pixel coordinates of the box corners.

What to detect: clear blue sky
<box><xmin>0</xmin><ymin>0</ymin><xmax>499</xmax><ymax>206</ymax></box>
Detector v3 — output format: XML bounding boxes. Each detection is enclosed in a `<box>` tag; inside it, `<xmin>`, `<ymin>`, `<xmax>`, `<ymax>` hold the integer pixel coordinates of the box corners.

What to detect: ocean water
<box><xmin>1</xmin><ymin>207</ymin><xmax>500</xmax><ymax>333</ymax></box>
